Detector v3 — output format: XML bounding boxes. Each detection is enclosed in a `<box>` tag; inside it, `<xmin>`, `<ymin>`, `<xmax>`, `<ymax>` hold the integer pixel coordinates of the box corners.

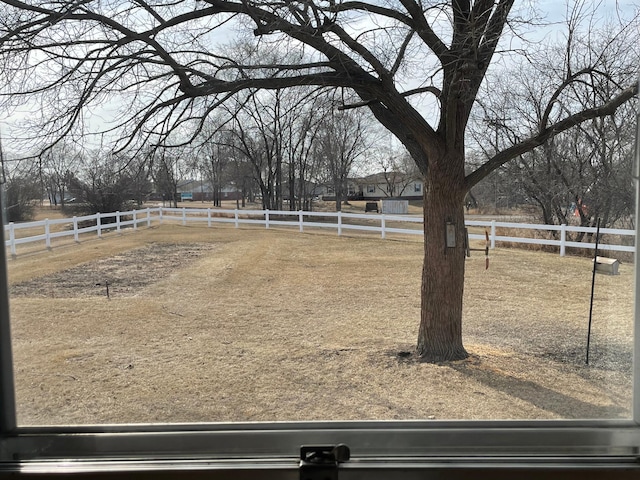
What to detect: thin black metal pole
<box><xmin>586</xmin><ymin>218</ymin><xmax>601</xmax><ymax>365</ymax></box>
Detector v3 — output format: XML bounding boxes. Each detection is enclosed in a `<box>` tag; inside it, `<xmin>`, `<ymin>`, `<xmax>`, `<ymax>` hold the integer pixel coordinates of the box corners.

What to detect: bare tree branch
<box><xmin>465</xmin><ymin>82</ymin><xmax>638</xmax><ymax>190</ymax></box>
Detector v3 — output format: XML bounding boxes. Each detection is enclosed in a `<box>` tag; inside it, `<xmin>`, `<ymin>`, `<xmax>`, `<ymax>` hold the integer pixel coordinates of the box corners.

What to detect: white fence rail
<box><xmin>3</xmin><ymin>208</ymin><xmax>154</xmax><ymax>256</ymax></box>
<box><xmin>3</xmin><ymin>207</ymin><xmax>635</xmax><ymax>257</ymax></box>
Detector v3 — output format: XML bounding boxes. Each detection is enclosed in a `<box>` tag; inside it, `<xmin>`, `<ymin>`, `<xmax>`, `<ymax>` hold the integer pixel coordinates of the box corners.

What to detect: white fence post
<box><xmin>490</xmin><ymin>220</ymin><xmax>496</xmax><ymax>249</ymax></box>
<box><xmin>560</xmin><ymin>224</ymin><xmax>567</xmax><ymax>257</ymax></box>
<box><xmin>159</xmin><ymin>207</ymin><xmax>163</xmax><ymax>224</ymax></box>
<box><xmin>116</xmin><ymin>211</ymin><xmax>121</xmax><ymax>233</ymax></box>
<box><xmin>381</xmin><ymin>214</ymin><xmax>386</xmax><ymax>239</ymax></box>
<box><xmin>234</xmin><ymin>209</ymin><xmax>239</xmax><ymax>228</ymax></box>
<box><xmin>338</xmin><ymin>211</ymin><xmax>342</xmax><ymax>236</ymax></box>
<box><xmin>133</xmin><ymin>211</ymin><xmax>138</xmax><ymax>231</ymax></box>
<box><xmin>9</xmin><ymin>223</ymin><xmax>16</xmax><ymax>256</ymax></box>
<box><xmin>45</xmin><ymin>219</ymin><xmax>51</xmax><ymax>249</ymax></box>
<box><xmin>265</xmin><ymin>209</ymin><xmax>270</xmax><ymax>229</ymax></box>
<box><xmin>146</xmin><ymin>208</ymin><xmax>151</xmax><ymax>227</ymax></box>
<box><xmin>299</xmin><ymin>210</ymin><xmax>304</xmax><ymax>232</ymax></box>
<box><xmin>207</xmin><ymin>208</ymin><xmax>212</xmax><ymax>227</ymax></box>
<box><xmin>73</xmin><ymin>217</ymin><xmax>79</xmax><ymax>243</ymax></box>
<box><xmin>182</xmin><ymin>208</ymin><xmax>187</xmax><ymax>226</ymax></box>
<box><xmin>97</xmin><ymin>213</ymin><xmax>102</xmax><ymax>238</ymax></box>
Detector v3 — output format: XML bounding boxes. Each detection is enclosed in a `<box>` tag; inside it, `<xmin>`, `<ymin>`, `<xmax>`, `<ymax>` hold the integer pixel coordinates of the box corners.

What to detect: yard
<box><xmin>6</xmin><ymin>222</ymin><xmax>634</xmax><ymax>424</ymax></box>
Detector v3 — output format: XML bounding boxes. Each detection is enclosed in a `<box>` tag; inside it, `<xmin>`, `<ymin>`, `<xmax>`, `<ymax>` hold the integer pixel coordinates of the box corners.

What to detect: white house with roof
<box><xmin>358</xmin><ymin>172</ymin><xmax>423</xmax><ymax>200</ymax></box>
<box><xmin>176</xmin><ymin>179</ymin><xmax>242</xmax><ymax>201</ymax></box>
<box><xmin>318</xmin><ymin>173</ymin><xmax>423</xmax><ymax>201</ymax></box>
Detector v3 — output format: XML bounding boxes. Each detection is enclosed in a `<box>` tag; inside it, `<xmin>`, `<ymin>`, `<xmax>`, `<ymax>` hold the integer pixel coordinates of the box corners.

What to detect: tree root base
<box><xmin>416</xmin><ymin>347</ymin><xmax>469</xmax><ymax>364</ymax></box>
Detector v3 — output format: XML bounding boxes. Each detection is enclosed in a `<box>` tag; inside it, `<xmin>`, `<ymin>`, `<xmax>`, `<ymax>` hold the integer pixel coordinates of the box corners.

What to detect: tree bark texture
<box><xmin>417</xmin><ymin>152</ymin><xmax>469</xmax><ymax>362</ymax></box>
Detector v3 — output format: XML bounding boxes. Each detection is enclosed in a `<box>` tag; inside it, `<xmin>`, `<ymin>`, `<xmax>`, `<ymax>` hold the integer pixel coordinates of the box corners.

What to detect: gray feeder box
<box><xmin>594</xmin><ymin>256</ymin><xmax>620</xmax><ymax>275</ymax></box>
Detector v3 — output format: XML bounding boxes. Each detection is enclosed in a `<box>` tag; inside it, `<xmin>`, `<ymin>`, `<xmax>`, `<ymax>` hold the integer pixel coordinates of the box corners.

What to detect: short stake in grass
<box><xmin>95</xmin><ymin>280</ymin><xmax>111</xmax><ymax>300</ymax></box>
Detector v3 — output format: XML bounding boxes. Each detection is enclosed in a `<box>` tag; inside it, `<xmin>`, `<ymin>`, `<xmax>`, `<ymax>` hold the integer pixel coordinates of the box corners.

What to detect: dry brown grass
<box><xmin>6</xmin><ymin>222</ymin><xmax>633</xmax><ymax>425</ymax></box>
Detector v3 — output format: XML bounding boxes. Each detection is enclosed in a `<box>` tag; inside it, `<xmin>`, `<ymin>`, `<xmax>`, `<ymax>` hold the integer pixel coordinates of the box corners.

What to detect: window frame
<box><xmin>1</xmin><ymin>421</ymin><xmax>640</xmax><ymax>477</ymax></box>
<box><xmin>1</xmin><ymin>111</ymin><xmax>640</xmax><ymax>476</ymax></box>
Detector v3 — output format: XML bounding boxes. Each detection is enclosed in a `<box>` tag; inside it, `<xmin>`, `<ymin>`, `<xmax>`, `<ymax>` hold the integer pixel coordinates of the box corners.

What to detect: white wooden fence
<box><xmin>3</xmin><ymin>208</ymin><xmax>154</xmax><ymax>256</ymax></box>
<box><xmin>3</xmin><ymin>207</ymin><xmax>635</xmax><ymax>257</ymax></box>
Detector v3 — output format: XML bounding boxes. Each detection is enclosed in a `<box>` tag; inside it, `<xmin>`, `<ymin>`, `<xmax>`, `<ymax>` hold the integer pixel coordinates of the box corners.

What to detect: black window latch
<box><xmin>300</xmin><ymin>444</ymin><xmax>351</xmax><ymax>480</ymax></box>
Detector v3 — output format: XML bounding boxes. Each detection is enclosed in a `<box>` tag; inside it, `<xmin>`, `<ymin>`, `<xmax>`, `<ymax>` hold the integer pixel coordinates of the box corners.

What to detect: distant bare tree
<box><xmin>316</xmin><ymin>95</ymin><xmax>369</xmax><ymax>211</ymax></box>
<box><xmin>500</xmin><ymin>105</ymin><xmax>636</xmax><ymax>233</ymax></box>
<box><xmin>279</xmin><ymin>89</ymin><xmax>325</xmax><ymax>211</ymax></box>
<box><xmin>374</xmin><ymin>152</ymin><xmax>421</xmax><ymax>198</ymax></box>
<box><xmin>150</xmin><ymin>147</ymin><xmax>188</xmax><ymax>208</ymax></box>
<box><xmin>193</xmin><ymin>122</ymin><xmax>232</xmax><ymax>207</ymax></box>
<box><xmin>68</xmin><ymin>150</ymin><xmax>152</xmax><ymax>215</ymax></box>
<box><xmin>472</xmin><ymin>7</ymin><xmax>638</xmax><ymax>232</ymax></box>
<box><xmin>1</xmin><ymin>153</ymin><xmax>41</xmax><ymax>222</ymax></box>
<box><xmin>37</xmin><ymin>144</ymin><xmax>81</xmax><ymax>210</ymax></box>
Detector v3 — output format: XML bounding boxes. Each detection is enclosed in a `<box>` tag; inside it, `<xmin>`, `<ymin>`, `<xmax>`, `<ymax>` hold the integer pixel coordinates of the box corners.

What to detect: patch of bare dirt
<box><xmin>10</xmin><ymin>243</ymin><xmax>217</xmax><ymax>298</ymax></box>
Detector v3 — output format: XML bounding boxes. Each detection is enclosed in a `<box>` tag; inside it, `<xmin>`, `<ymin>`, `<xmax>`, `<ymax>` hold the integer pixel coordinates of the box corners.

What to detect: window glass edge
<box><xmin>0</xmin><ymin>192</ymin><xmax>16</xmax><ymax>434</ymax></box>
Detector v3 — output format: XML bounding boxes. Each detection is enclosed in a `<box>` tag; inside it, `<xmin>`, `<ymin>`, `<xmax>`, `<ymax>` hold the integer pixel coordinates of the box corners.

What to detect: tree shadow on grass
<box><xmin>450</xmin><ymin>358</ymin><xmax>629</xmax><ymax>419</ymax></box>
<box><xmin>534</xmin><ymin>341</ymin><xmax>633</xmax><ymax>375</ymax></box>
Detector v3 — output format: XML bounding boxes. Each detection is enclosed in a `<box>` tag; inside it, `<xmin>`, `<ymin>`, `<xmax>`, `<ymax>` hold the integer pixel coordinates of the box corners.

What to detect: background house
<box><xmin>176</xmin><ymin>179</ymin><xmax>242</xmax><ymax>202</ymax></box>
<box><xmin>357</xmin><ymin>172</ymin><xmax>423</xmax><ymax>200</ymax></box>
<box><xmin>318</xmin><ymin>173</ymin><xmax>423</xmax><ymax>201</ymax></box>
<box><xmin>319</xmin><ymin>179</ymin><xmax>360</xmax><ymax>200</ymax></box>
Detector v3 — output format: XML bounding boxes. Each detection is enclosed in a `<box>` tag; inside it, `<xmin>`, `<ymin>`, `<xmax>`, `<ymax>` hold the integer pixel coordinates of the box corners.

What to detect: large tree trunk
<box><xmin>417</xmin><ymin>154</ymin><xmax>469</xmax><ymax>362</ymax></box>
<box><xmin>334</xmin><ymin>180</ymin><xmax>342</xmax><ymax>212</ymax></box>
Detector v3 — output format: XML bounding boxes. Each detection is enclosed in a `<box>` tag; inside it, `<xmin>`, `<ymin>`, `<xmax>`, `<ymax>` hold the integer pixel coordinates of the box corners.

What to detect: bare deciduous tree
<box><xmin>0</xmin><ymin>0</ymin><xmax>638</xmax><ymax>361</ymax></box>
<box><xmin>316</xmin><ymin>95</ymin><xmax>369</xmax><ymax>211</ymax></box>
<box><xmin>37</xmin><ymin>144</ymin><xmax>81</xmax><ymax>210</ymax></box>
<box><xmin>68</xmin><ymin>151</ymin><xmax>152</xmax><ymax>216</ymax></box>
<box><xmin>0</xmin><ymin>153</ymin><xmax>41</xmax><ymax>222</ymax></box>
<box><xmin>373</xmin><ymin>151</ymin><xmax>422</xmax><ymax>198</ymax></box>
<box><xmin>472</xmin><ymin>7</ymin><xmax>638</xmax><ymax>232</ymax></box>
<box><xmin>150</xmin><ymin>147</ymin><xmax>189</xmax><ymax>208</ymax></box>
